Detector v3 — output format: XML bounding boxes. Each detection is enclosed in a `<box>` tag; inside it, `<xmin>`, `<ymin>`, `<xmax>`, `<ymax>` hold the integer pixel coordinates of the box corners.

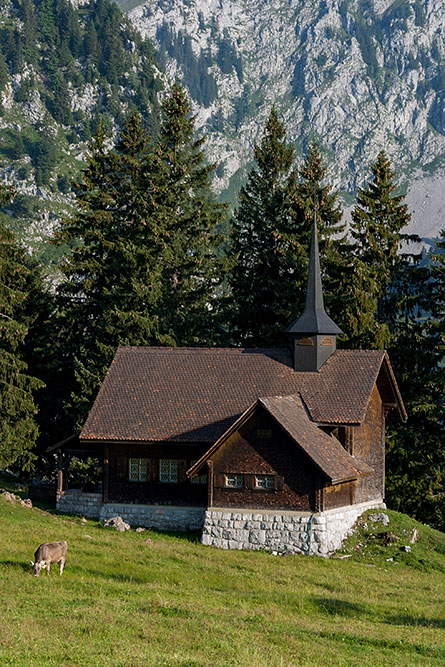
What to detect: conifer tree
<box><xmin>290</xmin><ymin>138</ymin><xmax>346</xmax><ymax>330</ymax></box>
<box><xmin>228</xmin><ymin>107</ymin><xmax>299</xmax><ymax>346</ymax></box>
<box><xmin>345</xmin><ymin>149</ymin><xmax>413</xmax><ymax>348</ymax></box>
<box><xmin>229</xmin><ymin>128</ymin><xmax>344</xmax><ymax>346</ymax></box>
<box><xmin>56</xmin><ymin>114</ymin><xmax>170</xmax><ymax>428</ymax></box>
<box><xmin>0</xmin><ymin>184</ymin><xmax>44</xmax><ymax>470</ymax></box>
<box><xmin>153</xmin><ymin>82</ymin><xmax>228</xmax><ymax>345</ymax></box>
<box><xmin>385</xmin><ymin>234</ymin><xmax>444</xmax><ymax>530</ymax></box>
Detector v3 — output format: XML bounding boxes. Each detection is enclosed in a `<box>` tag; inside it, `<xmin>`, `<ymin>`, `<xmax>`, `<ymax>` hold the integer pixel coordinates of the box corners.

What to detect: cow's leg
<box><xmin>59</xmin><ymin>557</ymin><xmax>65</xmax><ymax>576</ymax></box>
<box><xmin>46</xmin><ymin>561</ymin><xmax>50</xmax><ymax>575</ymax></box>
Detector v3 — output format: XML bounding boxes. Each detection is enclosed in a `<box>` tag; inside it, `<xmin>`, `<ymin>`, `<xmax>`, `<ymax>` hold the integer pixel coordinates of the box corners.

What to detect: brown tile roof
<box><xmin>188</xmin><ymin>396</ymin><xmax>372</xmax><ymax>484</ymax></box>
<box><xmin>80</xmin><ymin>346</ymin><xmax>404</xmax><ymax>444</ymax></box>
<box><xmin>259</xmin><ymin>396</ymin><xmax>372</xmax><ymax>483</ymax></box>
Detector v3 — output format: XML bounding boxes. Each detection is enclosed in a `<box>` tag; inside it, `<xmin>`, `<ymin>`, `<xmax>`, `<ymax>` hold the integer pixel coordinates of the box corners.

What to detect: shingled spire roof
<box><xmin>287</xmin><ymin>203</ymin><xmax>342</xmax><ymax>336</ymax></box>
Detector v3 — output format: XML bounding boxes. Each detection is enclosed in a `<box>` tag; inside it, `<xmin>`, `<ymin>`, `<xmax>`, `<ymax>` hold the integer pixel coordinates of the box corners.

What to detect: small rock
<box><xmin>20</xmin><ymin>498</ymin><xmax>32</xmax><ymax>508</ymax></box>
<box><xmin>386</xmin><ymin>557</ymin><xmax>394</xmax><ymax>562</ymax></box>
<box><xmin>410</xmin><ymin>528</ymin><xmax>418</xmax><ymax>544</ymax></box>
<box><xmin>102</xmin><ymin>516</ymin><xmax>130</xmax><ymax>532</ymax></box>
<box><xmin>144</xmin><ymin>538</ymin><xmax>153</xmax><ymax>545</ymax></box>
<box><xmin>83</xmin><ymin>534</ymin><xmax>93</xmax><ymax>539</ymax></box>
<box><xmin>402</xmin><ymin>545</ymin><xmax>411</xmax><ymax>552</ymax></box>
<box><xmin>81</xmin><ymin>517</ymin><xmax>87</xmax><ymax>524</ymax></box>
<box><xmin>135</xmin><ymin>527</ymin><xmax>146</xmax><ymax>533</ymax></box>
<box><xmin>368</xmin><ymin>512</ymin><xmax>390</xmax><ymax>526</ymax></box>
<box><xmin>2</xmin><ymin>491</ymin><xmax>18</xmax><ymax>503</ymax></box>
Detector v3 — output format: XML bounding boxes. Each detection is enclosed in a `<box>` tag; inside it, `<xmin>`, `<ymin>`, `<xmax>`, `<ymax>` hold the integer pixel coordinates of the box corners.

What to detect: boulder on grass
<box><xmin>368</xmin><ymin>512</ymin><xmax>390</xmax><ymax>526</ymax></box>
<box><xmin>1</xmin><ymin>491</ymin><xmax>18</xmax><ymax>503</ymax></box>
<box><xmin>102</xmin><ymin>516</ymin><xmax>130</xmax><ymax>532</ymax></box>
<box><xmin>20</xmin><ymin>498</ymin><xmax>33</xmax><ymax>508</ymax></box>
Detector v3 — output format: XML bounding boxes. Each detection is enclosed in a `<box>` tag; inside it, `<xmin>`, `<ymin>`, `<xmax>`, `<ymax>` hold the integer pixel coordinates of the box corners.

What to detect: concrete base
<box><xmin>201</xmin><ymin>500</ymin><xmax>385</xmax><ymax>555</ymax></box>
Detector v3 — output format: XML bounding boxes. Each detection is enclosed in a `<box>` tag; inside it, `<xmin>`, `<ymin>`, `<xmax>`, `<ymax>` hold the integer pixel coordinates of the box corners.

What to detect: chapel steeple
<box><xmin>287</xmin><ymin>202</ymin><xmax>342</xmax><ymax>371</ymax></box>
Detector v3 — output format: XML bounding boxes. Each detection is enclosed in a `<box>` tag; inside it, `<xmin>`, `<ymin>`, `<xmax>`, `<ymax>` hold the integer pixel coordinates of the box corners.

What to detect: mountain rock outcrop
<box><xmin>127</xmin><ymin>0</ymin><xmax>445</xmax><ymax>237</ymax></box>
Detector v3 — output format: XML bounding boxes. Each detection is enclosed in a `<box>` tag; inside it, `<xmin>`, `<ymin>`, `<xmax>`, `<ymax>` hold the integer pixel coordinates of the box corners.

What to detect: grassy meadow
<box><xmin>0</xmin><ymin>480</ymin><xmax>444</xmax><ymax>666</ymax></box>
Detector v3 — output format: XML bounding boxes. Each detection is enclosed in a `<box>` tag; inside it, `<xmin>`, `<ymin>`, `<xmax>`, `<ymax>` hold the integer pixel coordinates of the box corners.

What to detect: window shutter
<box><xmin>274</xmin><ymin>476</ymin><xmax>284</xmax><ymax>491</ymax></box>
<box><xmin>244</xmin><ymin>474</ymin><xmax>255</xmax><ymax>489</ymax></box>
<box><xmin>115</xmin><ymin>457</ymin><xmax>127</xmax><ymax>480</ymax></box>
<box><xmin>214</xmin><ymin>473</ymin><xmax>225</xmax><ymax>488</ymax></box>
<box><xmin>178</xmin><ymin>460</ymin><xmax>188</xmax><ymax>482</ymax></box>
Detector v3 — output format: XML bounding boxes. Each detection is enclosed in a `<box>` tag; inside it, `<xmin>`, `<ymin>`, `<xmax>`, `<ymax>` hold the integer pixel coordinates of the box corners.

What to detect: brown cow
<box><xmin>30</xmin><ymin>541</ymin><xmax>67</xmax><ymax>577</ymax></box>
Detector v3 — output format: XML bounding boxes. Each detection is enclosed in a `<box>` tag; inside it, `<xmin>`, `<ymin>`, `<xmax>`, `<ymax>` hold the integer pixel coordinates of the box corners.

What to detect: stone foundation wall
<box><xmin>201</xmin><ymin>500</ymin><xmax>385</xmax><ymax>555</ymax></box>
<box><xmin>99</xmin><ymin>503</ymin><xmax>206</xmax><ymax>531</ymax></box>
<box><xmin>57</xmin><ymin>490</ymin><xmax>102</xmax><ymax>519</ymax></box>
<box><xmin>56</xmin><ymin>491</ymin><xmax>206</xmax><ymax>531</ymax></box>
<box><xmin>56</xmin><ymin>491</ymin><xmax>383</xmax><ymax>554</ymax></box>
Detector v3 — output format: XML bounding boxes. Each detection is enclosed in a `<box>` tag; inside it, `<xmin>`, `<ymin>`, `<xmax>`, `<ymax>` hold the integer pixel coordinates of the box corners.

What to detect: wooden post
<box><xmin>56</xmin><ymin>450</ymin><xmax>63</xmax><ymax>500</ymax></box>
<box><xmin>103</xmin><ymin>446</ymin><xmax>109</xmax><ymax>503</ymax></box>
<box><xmin>207</xmin><ymin>460</ymin><xmax>213</xmax><ymax>508</ymax></box>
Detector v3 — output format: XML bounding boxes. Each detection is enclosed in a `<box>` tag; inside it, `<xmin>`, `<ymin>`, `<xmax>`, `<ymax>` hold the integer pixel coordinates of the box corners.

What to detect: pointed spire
<box><xmin>287</xmin><ymin>195</ymin><xmax>342</xmax><ymax>336</ymax></box>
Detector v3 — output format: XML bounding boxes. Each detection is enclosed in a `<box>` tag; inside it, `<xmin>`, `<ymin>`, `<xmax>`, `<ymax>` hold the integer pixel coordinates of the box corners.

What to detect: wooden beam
<box><xmin>103</xmin><ymin>446</ymin><xmax>109</xmax><ymax>503</ymax></box>
<box><xmin>56</xmin><ymin>450</ymin><xmax>63</xmax><ymax>500</ymax></box>
<box><xmin>207</xmin><ymin>460</ymin><xmax>213</xmax><ymax>508</ymax></box>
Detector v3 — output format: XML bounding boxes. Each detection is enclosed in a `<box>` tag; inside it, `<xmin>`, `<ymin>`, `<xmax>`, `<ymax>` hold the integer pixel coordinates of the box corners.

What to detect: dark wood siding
<box><xmin>106</xmin><ymin>443</ymin><xmax>208</xmax><ymax>506</ymax></box>
<box><xmin>210</xmin><ymin>411</ymin><xmax>319</xmax><ymax>511</ymax></box>
<box><xmin>353</xmin><ymin>384</ymin><xmax>385</xmax><ymax>503</ymax></box>
<box><xmin>324</xmin><ymin>480</ymin><xmax>356</xmax><ymax>510</ymax></box>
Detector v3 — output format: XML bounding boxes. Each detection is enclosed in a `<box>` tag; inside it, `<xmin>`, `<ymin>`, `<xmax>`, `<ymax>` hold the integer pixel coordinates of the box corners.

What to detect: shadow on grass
<box><xmin>384</xmin><ymin>614</ymin><xmax>445</xmax><ymax>629</ymax></box>
<box><xmin>300</xmin><ymin>628</ymin><xmax>442</xmax><ymax>658</ymax></box>
<box><xmin>79</xmin><ymin>567</ymin><xmax>154</xmax><ymax>585</ymax></box>
<box><xmin>310</xmin><ymin>597</ymin><xmax>368</xmax><ymax>618</ymax></box>
<box><xmin>146</xmin><ymin>529</ymin><xmax>202</xmax><ymax>544</ymax></box>
<box><xmin>0</xmin><ymin>559</ymin><xmax>32</xmax><ymax>573</ymax></box>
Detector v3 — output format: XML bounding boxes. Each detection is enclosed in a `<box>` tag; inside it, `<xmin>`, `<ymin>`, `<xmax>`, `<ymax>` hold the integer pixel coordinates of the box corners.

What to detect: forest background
<box><xmin>0</xmin><ymin>0</ymin><xmax>443</xmax><ymax>532</ymax></box>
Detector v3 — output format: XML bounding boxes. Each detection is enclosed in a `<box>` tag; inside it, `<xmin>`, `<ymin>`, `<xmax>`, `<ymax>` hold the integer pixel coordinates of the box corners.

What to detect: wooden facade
<box><xmin>99</xmin><ymin>442</ymin><xmax>208</xmax><ymax>506</ymax></box>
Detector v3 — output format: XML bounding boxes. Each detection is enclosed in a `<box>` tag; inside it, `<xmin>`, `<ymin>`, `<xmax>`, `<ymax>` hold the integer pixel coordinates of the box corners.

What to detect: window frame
<box><xmin>190</xmin><ymin>460</ymin><xmax>207</xmax><ymax>485</ymax></box>
<box><xmin>254</xmin><ymin>474</ymin><xmax>275</xmax><ymax>490</ymax></box>
<box><xmin>128</xmin><ymin>457</ymin><xmax>148</xmax><ymax>482</ymax></box>
<box><xmin>224</xmin><ymin>473</ymin><xmax>244</xmax><ymax>489</ymax></box>
<box><xmin>159</xmin><ymin>459</ymin><xmax>179</xmax><ymax>483</ymax></box>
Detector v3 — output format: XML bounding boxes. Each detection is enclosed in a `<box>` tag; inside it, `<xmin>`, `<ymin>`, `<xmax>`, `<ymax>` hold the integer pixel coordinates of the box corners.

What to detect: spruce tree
<box><xmin>153</xmin><ymin>82</ymin><xmax>228</xmax><ymax>345</ymax></box>
<box><xmin>385</xmin><ymin>235</ymin><xmax>444</xmax><ymax>530</ymax></box>
<box><xmin>345</xmin><ymin>149</ymin><xmax>413</xmax><ymax>348</ymax></box>
<box><xmin>229</xmin><ymin>129</ymin><xmax>344</xmax><ymax>347</ymax></box>
<box><xmin>0</xmin><ymin>184</ymin><xmax>44</xmax><ymax>470</ymax></box>
<box><xmin>56</xmin><ymin>114</ymin><xmax>169</xmax><ymax>428</ymax></box>
<box><xmin>290</xmin><ymin>139</ymin><xmax>347</xmax><ymax>332</ymax></box>
<box><xmin>228</xmin><ymin>107</ymin><xmax>299</xmax><ymax>346</ymax></box>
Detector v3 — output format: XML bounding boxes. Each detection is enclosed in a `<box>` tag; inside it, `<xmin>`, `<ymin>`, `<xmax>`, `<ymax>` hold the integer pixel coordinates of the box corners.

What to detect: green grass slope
<box><xmin>0</xmin><ymin>492</ymin><xmax>444</xmax><ymax>666</ymax></box>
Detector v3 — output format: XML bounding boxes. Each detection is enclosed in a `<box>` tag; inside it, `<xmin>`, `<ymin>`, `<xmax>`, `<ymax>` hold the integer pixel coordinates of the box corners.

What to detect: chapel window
<box><xmin>224</xmin><ymin>474</ymin><xmax>243</xmax><ymax>488</ymax></box>
<box><xmin>129</xmin><ymin>458</ymin><xmax>148</xmax><ymax>482</ymax></box>
<box><xmin>159</xmin><ymin>459</ymin><xmax>179</xmax><ymax>483</ymax></box>
<box><xmin>190</xmin><ymin>460</ymin><xmax>207</xmax><ymax>485</ymax></box>
<box><xmin>255</xmin><ymin>474</ymin><xmax>274</xmax><ymax>490</ymax></box>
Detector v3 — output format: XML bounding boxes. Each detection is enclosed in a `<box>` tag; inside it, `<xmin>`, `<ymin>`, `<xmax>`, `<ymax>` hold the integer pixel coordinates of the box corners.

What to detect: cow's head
<box><xmin>30</xmin><ymin>560</ymin><xmax>47</xmax><ymax>577</ymax></box>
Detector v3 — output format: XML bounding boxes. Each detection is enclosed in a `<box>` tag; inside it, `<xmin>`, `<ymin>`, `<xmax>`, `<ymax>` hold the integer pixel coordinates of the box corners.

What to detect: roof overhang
<box><xmin>380</xmin><ymin>352</ymin><xmax>407</xmax><ymax>422</ymax></box>
<box><xmin>187</xmin><ymin>396</ymin><xmax>372</xmax><ymax>484</ymax></box>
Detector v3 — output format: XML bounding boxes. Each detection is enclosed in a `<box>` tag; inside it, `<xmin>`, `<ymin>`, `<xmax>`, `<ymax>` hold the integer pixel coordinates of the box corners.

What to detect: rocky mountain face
<box><xmin>0</xmin><ymin>0</ymin><xmax>443</xmax><ymax>273</ymax></box>
<box><xmin>126</xmin><ymin>0</ymin><xmax>444</xmax><ymax>239</ymax></box>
